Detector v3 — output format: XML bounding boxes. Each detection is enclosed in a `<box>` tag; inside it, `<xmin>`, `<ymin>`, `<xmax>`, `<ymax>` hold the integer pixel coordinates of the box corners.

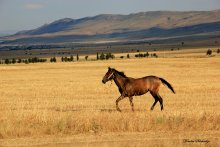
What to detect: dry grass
<box><xmin>0</xmin><ymin>49</ymin><xmax>220</xmax><ymax>146</ymax></box>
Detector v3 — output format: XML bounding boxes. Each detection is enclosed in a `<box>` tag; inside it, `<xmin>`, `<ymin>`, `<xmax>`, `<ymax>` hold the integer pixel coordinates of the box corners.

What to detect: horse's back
<box><xmin>125</xmin><ymin>77</ymin><xmax>157</xmax><ymax>96</ymax></box>
<box><xmin>134</xmin><ymin>76</ymin><xmax>161</xmax><ymax>91</ymax></box>
<box><xmin>143</xmin><ymin>76</ymin><xmax>161</xmax><ymax>92</ymax></box>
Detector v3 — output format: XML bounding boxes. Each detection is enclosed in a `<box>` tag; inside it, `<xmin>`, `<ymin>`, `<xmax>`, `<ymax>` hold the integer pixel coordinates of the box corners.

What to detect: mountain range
<box><xmin>1</xmin><ymin>10</ymin><xmax>220</xmax><ymax>45</ymax></box>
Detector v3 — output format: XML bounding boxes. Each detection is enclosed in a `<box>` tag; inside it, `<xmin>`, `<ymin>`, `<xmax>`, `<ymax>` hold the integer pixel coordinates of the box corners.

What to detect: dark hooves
<box><xmin>116</xmin><ymin>108</ymin><xmax>121</xmax><ymax>112</ymax></box>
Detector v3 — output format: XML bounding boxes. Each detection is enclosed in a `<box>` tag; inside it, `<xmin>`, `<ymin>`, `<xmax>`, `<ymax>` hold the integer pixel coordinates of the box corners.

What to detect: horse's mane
<box><xmin>113</xmin><ymin>69</ymin><xmax>128</xmax><ymax>78</ymax></box>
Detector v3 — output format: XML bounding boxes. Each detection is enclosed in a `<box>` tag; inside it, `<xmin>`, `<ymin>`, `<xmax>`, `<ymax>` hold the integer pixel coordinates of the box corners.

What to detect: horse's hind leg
<box><xmin>129</xmin><ymin>96</ymin><xmax>134</xmax><ymax>112</ymax></box>
<box><xmin>150</xmin><ymin>92</ymin><xmax>159</xmax><ymax>111</ymax></box>
<box><xmin>157</xmin><ymin>93</ymin><xmax>164</xmax><ymax>111</ymax></box>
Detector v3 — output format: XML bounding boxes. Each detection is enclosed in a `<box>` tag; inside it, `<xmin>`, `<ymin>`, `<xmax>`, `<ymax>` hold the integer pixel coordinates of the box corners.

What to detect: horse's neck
<box><xmin>113</xmin><ymin>73</ymin><xmax>126</xmax><ymax>89</ymax></box>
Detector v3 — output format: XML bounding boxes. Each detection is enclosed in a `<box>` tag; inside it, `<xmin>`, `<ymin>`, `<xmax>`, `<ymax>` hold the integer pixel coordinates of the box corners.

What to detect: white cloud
<box><xmin>25</xmin><ymin>3</ymin><xmax>44</xmax><ymax>10</ymax></box>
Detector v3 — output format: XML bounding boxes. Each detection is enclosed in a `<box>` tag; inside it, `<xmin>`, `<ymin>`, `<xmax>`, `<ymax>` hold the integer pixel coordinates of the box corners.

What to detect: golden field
<box><xmin>0</xmin><ymin>48</ymin><xmax>220</xmax><ymax>146</ymax></box>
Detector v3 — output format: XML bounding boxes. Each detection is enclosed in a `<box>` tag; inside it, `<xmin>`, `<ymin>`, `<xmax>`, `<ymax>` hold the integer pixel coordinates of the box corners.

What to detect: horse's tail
<box><xmin>159</xmin><ymin>78</ymin><xmax>175</xmax><ymax>94</ymax></box>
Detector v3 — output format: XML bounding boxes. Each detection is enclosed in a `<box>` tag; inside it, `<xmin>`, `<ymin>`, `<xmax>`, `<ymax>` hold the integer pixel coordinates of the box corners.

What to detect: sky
<box><xmin>0</xmin><ymin>0</ymin><xmax>220</xmax><ymax>34</ymax></box>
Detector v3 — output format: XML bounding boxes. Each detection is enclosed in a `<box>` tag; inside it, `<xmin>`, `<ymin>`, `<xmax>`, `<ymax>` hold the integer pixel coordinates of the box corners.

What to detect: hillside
<box><xmin>1</xmin><ymin>10</ymin><xmax>220</xmax><ymax>44</ymax></box>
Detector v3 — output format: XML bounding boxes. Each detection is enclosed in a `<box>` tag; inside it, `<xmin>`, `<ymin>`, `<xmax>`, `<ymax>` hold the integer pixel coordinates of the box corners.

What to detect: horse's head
<box><xmin>102</xmin><ymin>67</ymin><xmax>115</xmax><ymax>84</ymax></box>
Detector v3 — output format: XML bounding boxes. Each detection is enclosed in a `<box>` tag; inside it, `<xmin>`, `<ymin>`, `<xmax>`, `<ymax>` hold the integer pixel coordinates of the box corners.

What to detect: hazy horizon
<box><xmin>0</xmin><ymin>0</ymin><xmax>220</xmax><ymax>35</ymax></box>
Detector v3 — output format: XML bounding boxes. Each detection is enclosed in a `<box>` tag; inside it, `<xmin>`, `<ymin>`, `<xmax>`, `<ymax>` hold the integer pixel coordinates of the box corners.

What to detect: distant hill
<box><xmin>0</xmin><ymin>30</ymin><xmax>17</xmax><ymax>37</ymax></box>
<box><xmin>1</xmin><ymin>10</ymin><xmax>220</xmax><ymax>44</ymax></box>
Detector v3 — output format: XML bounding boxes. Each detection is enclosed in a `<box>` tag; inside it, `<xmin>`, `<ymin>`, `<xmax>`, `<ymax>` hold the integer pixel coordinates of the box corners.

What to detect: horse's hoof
<box><xmin>116</xmin><ymin>108</ymin><xmax>121</xmax><ymax>112</ymax></box>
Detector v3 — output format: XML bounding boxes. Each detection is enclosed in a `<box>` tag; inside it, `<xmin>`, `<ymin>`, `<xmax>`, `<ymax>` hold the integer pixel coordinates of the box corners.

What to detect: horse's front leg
<box><xmin>116</xmin><ymin>95</ymin><xmax>126</xmax><ymax>112</ymax></box>
<box><xmin>129</xmin><ymin>96</ymin><xmax>134</xmax><ymax>112</ymax></box>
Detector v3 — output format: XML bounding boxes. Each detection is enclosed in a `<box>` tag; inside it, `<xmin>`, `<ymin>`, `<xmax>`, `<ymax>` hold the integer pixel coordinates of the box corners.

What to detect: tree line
<box><xmin>0</xmin><ymin>57</ymin><xmax>47</xmax><ymax>64</ymax></box>
<box><xmin>0</xmin><ymin>51</ymin><xmax>160</xmax><ymax>65</ymax></box>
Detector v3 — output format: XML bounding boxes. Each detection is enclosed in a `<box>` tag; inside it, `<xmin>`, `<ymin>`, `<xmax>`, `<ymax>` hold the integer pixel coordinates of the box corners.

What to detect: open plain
<box><xmin>0</xmin><ymin>48</ymin><xmax>220</xmax><ymax>146</ymax></box>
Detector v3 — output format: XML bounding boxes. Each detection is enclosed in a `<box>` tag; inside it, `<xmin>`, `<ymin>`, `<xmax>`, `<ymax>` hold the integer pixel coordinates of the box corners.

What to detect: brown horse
<box><xmin>102</xmin><ymin>67</ymin><xmax>175</xmax><ymax>112</ymax></box>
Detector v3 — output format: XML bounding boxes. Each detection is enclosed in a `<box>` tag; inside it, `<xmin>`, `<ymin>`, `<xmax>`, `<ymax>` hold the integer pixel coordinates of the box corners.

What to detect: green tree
<box><xmin>206</xmin><ymin>49</ymin><xmax>212</xmax><ymax>55</ymax></box>
<box><xmin>76</xmin><ymin>54</ymin><xmax>79</xmax><ymax>61</ymax></box>
<box><xmin>96</xmin><ymin>52</ymin><xmax>99</xmax><ymax>60</ymax></box>
<box><xmin>146</xmin><ymin>52</ymin><xmax>149</xmax><ymax>57</ymax></box>
<box><xmin>85</xmin><ymin>56</ymin><xmax>88</xmax><ymax>60</ymax></box>
<box><xmin>152</xmin><ymin>53</ymin><xmax>158</xmax><ymax>58</ymax></box>
<box><xmin>50</xmin><ymin>57</ymin><xmax>56</xmax><ymax>62</ymax></box>
<box><xmin>28</xmin><ymin>58</ymin><xmax>32</xmax><ymax>63</ymax></box>
<box><xmin>105</xmin><ymin>53</ymin><xmax>112</xmax><ymax>60</ymax></box>
<box><xmin>106</xmin><ymin>53</ymin><xmax>115</xmax><ymax>59</ymax></box>
<box><xmin>64</xmin><ymin>57</ymin><xmax>68</xmax><ymax>62</ymax></box>
<box><xmin>5</xmin><ymin>59</ymin><xmax>10</xmax><ymax>64</ymax></box>
<box><xmin>181</xmin><ymin>42</ymin><xmax>184</xmax><ymax>46</ymax></box>
<box><xmin>24</xmin><ymin>59</ymin><xmax>29</xmax><ymax>64</ymax></box>
<box><xmin>70</xmin><ymin>55</ymin><xmax>74</xmax><ymax>61</ymax></box>
<box><xmin>100</xmin><ymin>53</ymin><xmax>105</xmax><ymax>60</ymax></box>
<box><xmin>12</xmin><ymin>58</ymin><xmax>16</xmax><ymax>64</ymax></box>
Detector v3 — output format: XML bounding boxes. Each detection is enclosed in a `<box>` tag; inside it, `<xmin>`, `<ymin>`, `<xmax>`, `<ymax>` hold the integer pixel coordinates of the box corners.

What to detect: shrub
<box><xmin>50</xmin><ymin>57</ymin><xmax>56</xmax><ymax>62</ymax></box>
<box><xmin>181</xmin><ymin>42</ymin><xmax>184</xmax><ymax>46</ymax></box>
<box><xmin>17</xmin><ymin>59</ymin><xmax>22</xmax><ymax>63</ymax></box>
<box><xmin>12</xmin><ymin>58</ymin><xmax>16</xmax><ymax>64</ymax></box>
<box><xmin>24</xmin><ymin>60</ymin><xmax>29</xmax><ymax>64</ymax></box>
<box><xmin>28</xmin><ymin>58</ymin><xmax>32</xmax><ymax>63</ymax></box>
<box><xmin>5</xmin><ymin>59</ymin><xmax>10</xmax><ymax>64</ymax></box>
<box><xmin>70</xmin><ymin>55</ymin><xmax>74</xmax><ymax>61</ymax></box>
<box><xmin>127</xmin><ymin>54</ymin><xmax>130</xmax><ymax>58</ymax></box>
<box><xmin>145</xmin><ymin>52</ymin><xmax>149</xmax><ymax>57</ymax></box>
<box><xmin>53</xmin><ymin>57</ymin><xmax>57</xmax><ymax>62</ymax></box>
<box><xmin>32</xmin><ymin>57</ymin><xmax>39</xmax><ymax>63</ymax></box>
<box><xmin>99</xmin><ymin>53</ymin><xmax>105</xmax><ymax>60</ymax></box>
<box><xmin>217</xmin><ymin>49</ymin><xmax>220</xmax><ymax>54</ymax></box>
<box><xmin>206</xmin><ymin>49</ymin><xmax>212</xmax><ymax>55</ymax></box>
<box><xmin>152</xmin><ymin>53</ymin><xmax>158</xmax><ymax>58</ymax></box>
<box><xmin>85</xmin><ymin>56</ymin><xmax>88</xmax><ymax>60</ymax></box>
<box><xmin>64</xmin><ymin>57</ymin><xmax>68</xmax><ymax>62</ymax></box>
<box><xmin>105</xmin><ymin>53</ymin><xmax>114</xmax><ymax>60</ymax></box>
<box><xmin>96</xmin><ymin>52</ymin><xmax>99</xmax><ymax>60</ymax></box>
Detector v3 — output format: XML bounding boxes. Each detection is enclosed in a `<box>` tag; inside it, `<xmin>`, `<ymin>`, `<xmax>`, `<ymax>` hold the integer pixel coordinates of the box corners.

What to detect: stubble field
<box><xmin>0</xmin><ymin>48</ymin><xmax>220</xmax><ymax>146</ymax></box>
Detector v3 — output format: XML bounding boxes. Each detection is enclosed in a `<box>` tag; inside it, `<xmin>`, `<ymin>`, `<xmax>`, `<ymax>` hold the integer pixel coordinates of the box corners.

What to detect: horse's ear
<box><xmin>108</xmin><ymin>67</ymin><xmax>111</xmax><ymax>70</ymax></box>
